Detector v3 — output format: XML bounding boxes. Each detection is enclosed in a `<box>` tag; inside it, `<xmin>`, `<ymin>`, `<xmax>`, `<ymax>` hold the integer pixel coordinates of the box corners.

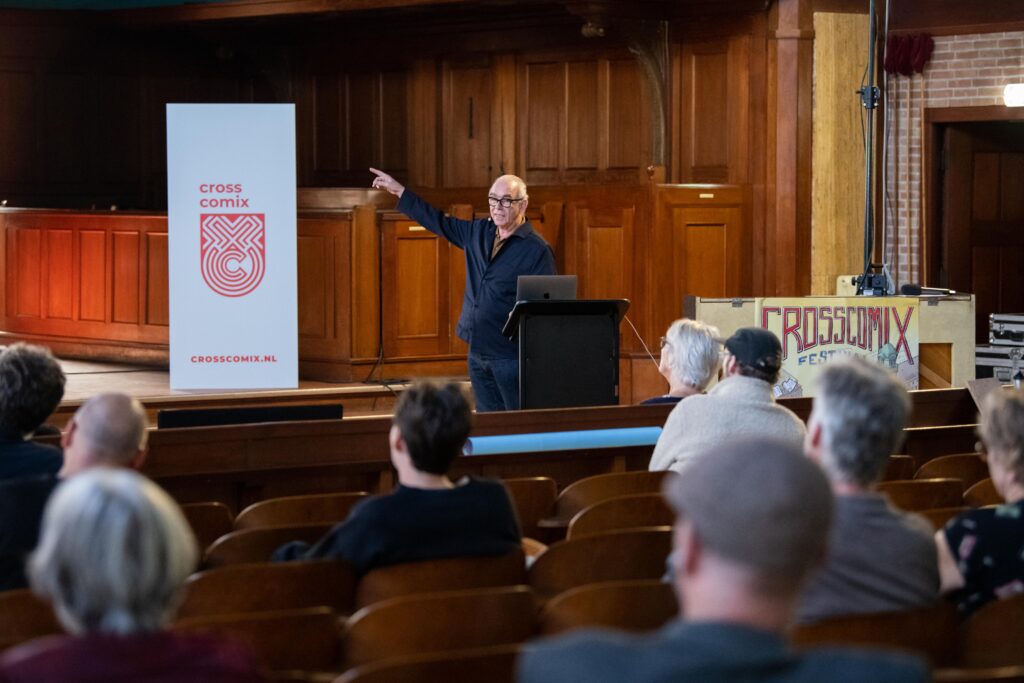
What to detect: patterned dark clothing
<box><xmin>943</xmin><ymin>499</ymin><xmax>1024</xmax><ymax>617</ymax></box>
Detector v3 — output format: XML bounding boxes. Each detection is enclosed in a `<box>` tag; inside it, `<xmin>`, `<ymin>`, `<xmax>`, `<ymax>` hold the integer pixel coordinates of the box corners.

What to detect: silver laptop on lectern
<box><xmin>516</xmin><ymin>275</ymin><xmax>578</xmax><ymax>302</ymax></box>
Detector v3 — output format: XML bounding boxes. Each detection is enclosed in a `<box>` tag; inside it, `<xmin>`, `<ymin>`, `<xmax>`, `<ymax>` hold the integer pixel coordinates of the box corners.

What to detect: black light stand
<box><xmin>854</xmin><ymin>0</ymin><xmax>888</xmax><ymax>296</ymax></box>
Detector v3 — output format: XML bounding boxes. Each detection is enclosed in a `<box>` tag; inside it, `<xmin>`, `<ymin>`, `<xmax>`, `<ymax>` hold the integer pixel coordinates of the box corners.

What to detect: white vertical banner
<box><xmin>167</xmin><ymin>104</ymin><xmax>297</xmax><ymax>389</ymax></box>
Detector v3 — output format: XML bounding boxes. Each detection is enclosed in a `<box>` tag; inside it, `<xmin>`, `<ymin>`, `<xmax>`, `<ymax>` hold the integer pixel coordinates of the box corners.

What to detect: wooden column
<box><xmin>765</xmin><ymin>0</ymin><xmax>813</xmax><ymax>296</ymax></box>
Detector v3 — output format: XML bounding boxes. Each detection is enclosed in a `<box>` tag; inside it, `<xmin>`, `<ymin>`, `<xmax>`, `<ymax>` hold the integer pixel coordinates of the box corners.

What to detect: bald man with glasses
<box><xmin>370</xmin><ymin>168</ymin><xmax>556</xmax><ymax>412</ymax></box>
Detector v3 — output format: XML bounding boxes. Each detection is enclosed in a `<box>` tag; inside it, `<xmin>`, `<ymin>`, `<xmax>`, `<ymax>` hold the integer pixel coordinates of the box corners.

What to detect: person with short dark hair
<box><xmin>798</xmin><ymin>356</ymin><xmax>938</xmax><ymax>623</ymax></box>
<box><xmin>0</xmin><ymin>343</ymin><xmax>66</xmax><ymax>482</ymax></box>
<box><xmin>937</xmin><ymin>389</ymin><xmax>1024</xmax><ymax>617</ymax></box>
<box><xmin>273</xmin><ymin>381</ymin><xmax>521</xmax><ymax>574</ymax></box>
<box><xmin>649</xmin><ymin>327</ymin><xmax>805</xmax><ymax>473</ymax></box>
<box><xmin>520</xmin><ymin>438</ymin><xmax>928</xmax><ymax>683</ymax></box>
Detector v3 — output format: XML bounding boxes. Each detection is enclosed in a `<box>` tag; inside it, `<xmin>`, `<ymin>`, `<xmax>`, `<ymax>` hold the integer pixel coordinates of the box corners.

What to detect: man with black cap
<box><xmin>519</xmin><ymin>438</ymin><xmax>927</xmax><ymax>683</ymax></box>
<box><xmin>649</xmin><ymin>326</ymin><xmax>805</xmax><ymax>473</ymax></box>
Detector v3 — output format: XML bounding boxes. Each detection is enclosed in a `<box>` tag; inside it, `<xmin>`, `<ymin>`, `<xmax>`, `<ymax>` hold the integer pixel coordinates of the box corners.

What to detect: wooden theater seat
<box><xmin>963</xmin><ymin>478</ymin><xmax>1004</xmax><ymax>508</ymax></box>
<box><xmin>204</xmin><ymin>524</ymin><xmax>334</xmax><ymax>568</ymax></box>
<box><xmin>915</xmin><ymin>454</ymin><xmax>990</xmax><ymax>491</ymax></box>
<box><xmin>234</xmin><ymin>492</ymin><xmax>369</xmax><ymax>530</ymax></box>
<box><xmin>934</xmin><ymin>666</ymin><xmax>1024</xmax><ymax>682</ymax></box>
<box><xmin>791</xmin><ymin>603</ymin><xmax>959</xmax><ymax>666</ymax></box>
<box><xmin>0</xmin><ymin>589</ymin><xmax>61</xmax><ymax>651</ymax></box>
<box><xmin>174</xmin><ymin>607</ymin><xmax>343</xmax><ymax>674</ymax></box>
<box><xmin>548</xmin><ymin>471</ymin><xmax>676</xmax><ymax>524</ymax></box>
<box><xmin>566</xmin><ymin>493</ymin><xmax>674</xmax><ymax>540</ymax></box>
<box><xmin>354</xmin><ymin>548</ymin><xmax>528</xmax><ymax>609</ymax></box>
<box><xmin>334</xmin><ymin>645</ymin><xmax>520</xmax><ymax>683</ymax></box>
<box><xmin>344</xmin><ymin>586</ymin><xmax>536</xmax><ymax>668</ymax></box>
<box><xmin>180</xmin><ymin>501</ymin><xmax>235</xmax><ymax>551</ymax></box>
<box><xmin>919</xmin><ymin>506</ymin><xmax>970</xmax><ymax>530</ymax></box>
<box><xmin>959</xmin><ymin>594</ymin><xmax>1024</xmax><ymax>668</ymax></box>
<box><xmin>876</xmin><ymin>479</ymin><xmax>965</xmax><ymax>512</ymax></box>
<box><xmin>177</xmin><ymin>560</ymin><xmax>356</xmax><ymax>619</ymax></box>
<box><xmin>882</xmin><ymin>455</ymin><xmax>917</xmax><ymax>482</ymax></box>
<box><xmin>539</xmin><ymin>579</ymin><xmax>677</xmax><ymax>635</ymax></box>
<box><xmin>528</xmin><ymin>528</ymin><xmax>673</xmax><ymax>601</ymax></box>
<box><xmin>500</xmin><ymin>477</ymin><xmax>557</xmax><ymax>539</ymax></box>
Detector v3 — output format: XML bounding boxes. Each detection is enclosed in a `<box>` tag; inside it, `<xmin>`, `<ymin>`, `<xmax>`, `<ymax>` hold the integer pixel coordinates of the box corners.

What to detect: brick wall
<box><xmin>884</xmin><ymin>31</ymin><xmax>1024</xmax><ymax>286</ymax></box>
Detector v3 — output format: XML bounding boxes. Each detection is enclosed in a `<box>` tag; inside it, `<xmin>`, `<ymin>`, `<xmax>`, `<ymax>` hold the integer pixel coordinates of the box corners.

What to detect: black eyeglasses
<box><xmin>487</xmin><ymin>196</ymin><xmax>525</xmax><ymax>209</ymax></box>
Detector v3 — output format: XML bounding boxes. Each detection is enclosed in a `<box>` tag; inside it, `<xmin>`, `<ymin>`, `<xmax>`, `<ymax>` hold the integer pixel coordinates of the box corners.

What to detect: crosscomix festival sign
<box><xmin>167</xmin><ymin>105</ymin><xmax>297</xmax><ymax>390</ymax></box>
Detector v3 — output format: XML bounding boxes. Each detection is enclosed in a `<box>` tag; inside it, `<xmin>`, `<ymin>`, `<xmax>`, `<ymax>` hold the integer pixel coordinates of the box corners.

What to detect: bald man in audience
<box><xmin>519</xmin><ymin>438</ymin><xmax>928</xmax><ymax>683</ymax></box>
<box><xmin>798</xmin><ymin>356</ymin><xmax>938</xmax><ymax>623</ymax></box>
<box><xmin>0</xmin><ymin>393</ymin><xmax>148</xmax><ymax>591</ymax></box>
<box><xmin>370</xmin><ymin>168</ymin><xmax>556</xmax><ymax>412</ymax></box>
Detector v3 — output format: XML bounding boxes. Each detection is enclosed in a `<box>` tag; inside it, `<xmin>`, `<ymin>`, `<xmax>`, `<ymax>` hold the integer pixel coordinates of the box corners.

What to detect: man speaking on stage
<box><xmin>370</xmin><ymin>168</ymin><xmax>556</xmax><ymax>412</ymax></box>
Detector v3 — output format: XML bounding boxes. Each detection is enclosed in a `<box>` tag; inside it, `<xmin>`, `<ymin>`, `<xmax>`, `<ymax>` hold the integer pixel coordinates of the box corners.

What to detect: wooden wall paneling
<box><xmin>145</xmin><ymin>231</ymin><xmax>168</xmax><ymax>326</ymax></box>
<box><xmin>567</xmin><ymin>60</ymin><xmax>600</xmax><ymax>172</ymax></box>
<box><xmin>810</xmin><ymin>12</ymin><xmax>868</xmax><ymax>295</ymax></box>
<box><xmin>350</xmin><ymin>205</ymin><xmax>381</xmax><ymax>361</ymax></box>
<box><xmin>111</xmin><ymin>230</ymin><xmax>140</xmax><ymax>324</ymax></box>
<box><xmin>44</xmin><ymin>229</ymin><xmax>73</xmax><ymax>319</ymax></box>
<box><xmin>407</xmin><ymin>59</ymin><xmax>439</xmax><ymax>188</ymax></box>
<box><xmin>0</xmin><ymin>65</ymin><xmax>36</xmax><ymax>188</ymax></box>
<box><xmin>446</xmin><ymin>204</ymin><xmax>472</xmax><ymax>356</ymax></box>
<box><xmin>41</xmin><ymin>72</ymin><xmax>90</xmax><ymax>186</ymax></box>
<box><xmin>607</xmin><ymin>57</ymin><xmax>650</xmax><ymax>172</ymax></box>
<box><xmin>680</xmin><ymin>41</ymin><xmax>730</xmax><ymax>182</ymax></box>
<box><xmin>348</xmin><ymin>71</ymin><xmax>378</xmax><ymax>175</ymax></box>
<box><xmin>296</xmin><ymin>214</ymin><xmax>353</xmax><ymax>379</ymax></box>
<box><xmin>12</xmin><ymin>225</ymin><xmax>41</xmax><ymax>318</ymax></box>
<box><xmin>94</xmin><ymin>73</ymin><xmax>143</xmax><ymax>190</ymax></box>
<box><xmin>442</xmin><ymin>58</ymin><xmax>494</xmax><ymax>187</ymax></box>
<box><xmin>381</xmin><ymin>214</ymin><xmax>450</xmax><ymax>357</ymax></box>
<box><xmin>493</xmin><ymin>54</ymin><xmax>517</xmax><ymax>177</ymax></box>
<box><xmin>520</xmin><ymin>57</ymin><xmax>563</xmax><ymax>184</ymax></box>
<box><xmin>79</xmin><ymin>229</ymin><xmax>106</xmax><ymax>322</ymax></box>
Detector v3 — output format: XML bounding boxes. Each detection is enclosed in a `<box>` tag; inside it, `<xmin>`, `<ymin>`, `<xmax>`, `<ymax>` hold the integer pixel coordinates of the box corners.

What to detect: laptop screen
<box><xmin>516</xmin><ymin>275</ymin><xmax>578</xmax><ymax>301</ymax></box>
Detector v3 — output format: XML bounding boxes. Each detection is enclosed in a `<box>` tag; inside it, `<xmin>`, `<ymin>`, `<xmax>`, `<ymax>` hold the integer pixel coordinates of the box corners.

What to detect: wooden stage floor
<box><xmin>52</xmin><ymin>358</ymin><xmax>461</xmax><ymax>425</ymax></box>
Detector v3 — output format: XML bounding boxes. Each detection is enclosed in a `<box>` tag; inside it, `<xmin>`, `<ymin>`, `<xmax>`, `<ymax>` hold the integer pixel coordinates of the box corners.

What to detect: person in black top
<box><xmin>369</xmin><ymin>168</ymin><xmax>556</xmax><ymax>412</ymax></box>
<box><xmin>937</xmin><ymin>389</ymin><xmax>1024</xmax><ymax>617</ymax></box>
<box><xmin>273</xmin><ymin>381</ymin><xmax>521</xmax><ymax>574</ymax></box>
<box><xmin>0</xmin><ymin>343</ymin><xmax>65</xmax><ymax>482</ymax></box>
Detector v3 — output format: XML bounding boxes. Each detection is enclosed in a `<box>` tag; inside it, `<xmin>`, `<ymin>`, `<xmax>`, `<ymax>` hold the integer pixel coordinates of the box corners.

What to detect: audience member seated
<box><xmin>649</xmin><ymin>327</ymin><xmax>805</xmax><ymax>473</ymax></box>
<box><xmin>798</xmin><ymin>356</ymin><xmax>939</xmax><ymax>623</ymax></box>
<box><xmin>519</xmin><ymin>438</ymin><xmax>927</xmax><ymax>683</ymax></box>
<box><xmin>0</xmin><ymin>468</ymin><xmax>265</xmax><ymax>682</ymax></box>
<box><xmin>273</xmin><ymin>381</ymin><xmax>521</xmax><ymax>574</ymax></box>
<box><xmin>937</xmin><ymin>389</ymin><xmax>1024</xmax><ymax>618</ymax></box>
<box><xmin>0</xmin><ymin>343</ymin><xmax>66</xmax><ymax>481</ymax></box>
<box><xmin>0</xmin><ymin>393</ymin><xmax>149</xmax><ymax>591</ymax></box>
<box><xmin>640</xmin><ymin>318</ymin><xmax>720</xmax><ymax>406</ymax></box>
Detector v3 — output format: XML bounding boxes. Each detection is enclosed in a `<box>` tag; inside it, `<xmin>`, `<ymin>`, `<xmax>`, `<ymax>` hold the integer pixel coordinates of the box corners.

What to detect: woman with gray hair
<box><xmin>936</xmin><ymin>389</ymin><xmax>1024</xmax><ymax>618</ymax></box>
<box><xmin>0</xmin><ymin>469</ymin><xmax>264</xmax><ymax>682</ymax></box>
<box><xmin>641</xmin><ymin>318</ymin><xmax>721</xmax><ymax>405</ymax></box>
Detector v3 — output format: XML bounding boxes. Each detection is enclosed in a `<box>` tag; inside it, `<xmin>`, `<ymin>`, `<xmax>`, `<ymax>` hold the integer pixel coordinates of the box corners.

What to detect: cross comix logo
<box><xmin>200</xmin><ymin>214</ymin><xmax>266</xmax><ymax>297</ymax></box>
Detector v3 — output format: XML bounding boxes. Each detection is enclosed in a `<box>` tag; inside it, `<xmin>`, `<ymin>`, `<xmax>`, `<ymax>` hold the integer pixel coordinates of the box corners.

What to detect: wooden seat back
<box><xmin>501</xmin><ymin>477</ymin><xmax>557</xmax><ymax>538</ymax></box>
<box><xmin>234</xmin><ymin>492</ymin><xmax>369</xmax><ymax>530</ymax></box>
<box><xmin>177</xmin><ymin>560</ymin><xmax>356</xmax><ymax>619</ymax></box>
<box><xmin>180</xmin><ymin>502</ymin><xmax>235</xmax><ymax>550</ymax></box>
<box><xmin>529</xmin><ymin>528</ymin><xmax>672</xmax><ymax>601</ymax></box>
<box><xmin>959</xmin><ymin>594</ymin><xmax>1024</xmax><ymax>668</ymax></box>
<box><xmin>204</xmin><ymin>524</ymin><xmax>334</xmax><ymax>568</ymax></box>
<box><xmin>791</xmin><ymin>603</ymin><xmax>959</xmax><ymax>666</ymax></box>
<box><xmin>354</xmin><ymin>548</ymin><xmax>527</xmax><ymax>609</ymax></box>
<box><xmin>539</xmin><ymin>579</ymin><xmax>677</xmax><ymax>635</ymax></box>
<box><xmin>963</xmin><ymin>478</ymin><xmax>1004</xmax><ymax>507</ymax></box>
<box><xmin>567</xmin><ymin>493</ymin><xmax>673</xmax><ymax>540</ymax></box>
<box><xmin>553</xmin><ymin>471</ymin><xmax>675</xmax><ymax>521</ymax></box>
<box><xmin>344</xmin><ymin>586</ymin><xmax>535</xmax><ymax>668</ymax></box>
<box><xmin>915</xmin><ymin>454</ymin><xmax>990</xmax><ymax>490</ymax></box>
<box><xmin>0</xmin><ymin>589</ymin><xmax>61</xmax><ymax>650</ymax></box>
<box><xmin>174</xmin><ymin>606</ymin><xmax>342</xmax><ymax>673</ymax></box>
<box><xmin>919</xmin><ymin>506</ymin><xmax>970</xmax><ymax>530</ymax></box>
<box><xmin>934</xmin><ymin>666</ymin><xmax>1024</xmax><ymax>682</ymax></box>
<box><xmin>876</xmin><ymin>478</ymin><xmax>965</xmax><ymax>511</ymax></box>
<box><xmin>334</xmin><ymin>644</ymin><xmax>520</xmax><ymax>683</ymax></box>
<box><xmin>882</xmin><ymin>455</ymin><xmax>917</xmax><ymax>481</ymax></box>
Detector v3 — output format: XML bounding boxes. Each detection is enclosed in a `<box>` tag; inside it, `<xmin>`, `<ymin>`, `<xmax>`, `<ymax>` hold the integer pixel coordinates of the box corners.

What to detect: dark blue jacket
<box><xmin>397</xmin><ymin>190</ymin><xmax>556</xmax><ymax>359</ymax></box>
<box><xmin>0</xmin><ymin>432</ymin><xmax>62</xmax><ymax>482</ymax></box>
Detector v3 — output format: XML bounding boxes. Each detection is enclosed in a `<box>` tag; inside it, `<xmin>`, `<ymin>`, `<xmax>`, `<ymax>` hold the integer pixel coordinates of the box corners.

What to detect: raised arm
<box><xmin>369</xmin><ymin>167</ymin><xmax>474</xmax><ymax>248</ymax></box>
<box><xmin>370</xmin><ymin>167</ymin><xmax>405</xmax><ymax>197</ymax></box>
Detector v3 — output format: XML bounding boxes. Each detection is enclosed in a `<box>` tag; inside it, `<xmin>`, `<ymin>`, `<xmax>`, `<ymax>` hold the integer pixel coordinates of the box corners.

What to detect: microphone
<box><xmin>899</xmin><ymin>284</ymin><xmax>957</xmax><ymax>296</ymax></box>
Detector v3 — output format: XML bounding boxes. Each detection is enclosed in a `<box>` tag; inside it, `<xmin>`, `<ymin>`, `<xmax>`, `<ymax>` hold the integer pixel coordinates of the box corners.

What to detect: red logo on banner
<box><xmin>200</xmin><ymin>214</ymin><xmax>266</xmax><ymax>297</ymax></box>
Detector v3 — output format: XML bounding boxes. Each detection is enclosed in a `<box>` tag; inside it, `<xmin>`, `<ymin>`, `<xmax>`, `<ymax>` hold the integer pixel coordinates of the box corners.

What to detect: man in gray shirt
<box><xmin>798</xmin><ymin>356</ymin><xmax>939</xmax><ymax>623</ymax></box>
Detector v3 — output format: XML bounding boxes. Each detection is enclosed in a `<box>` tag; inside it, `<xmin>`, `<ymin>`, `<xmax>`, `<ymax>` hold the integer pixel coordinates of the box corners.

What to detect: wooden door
<box><xmin>942</xmin><ymin>122</ymin><xmax>1024</xmax><ymax>342</ymax></box>
<box><xmin>381</xmin><ymin>218</ymin><xmax>450</xmax><ymax>357</ymax></box>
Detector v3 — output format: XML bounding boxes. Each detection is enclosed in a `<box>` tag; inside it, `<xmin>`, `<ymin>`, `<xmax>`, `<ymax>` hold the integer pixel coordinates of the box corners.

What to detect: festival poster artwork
<box><xmin>166</xmin><ymin>104</ymin><xmax>297</xmax><ymax>389</ymax></box>
<box><xmin>759</xmin><ymin>297</ymin><xmax>920</xmax><ymax>398</ymax></box>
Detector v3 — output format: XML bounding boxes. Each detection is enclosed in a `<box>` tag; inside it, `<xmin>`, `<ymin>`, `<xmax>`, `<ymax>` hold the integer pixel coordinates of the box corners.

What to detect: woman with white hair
<box><xmin>937</xmin><ymin>389</ymin><xmax>1024</xmax><ymax>618</ymax></box>
<box><xmin>0</xmin><ymin>468</ymin><xmax>264</xmax><ymax>682</ymax></box>
<box><xmin>641</xmin><ymin>318</ymin><xmax>721</xmax><ymax>405</ymax></box>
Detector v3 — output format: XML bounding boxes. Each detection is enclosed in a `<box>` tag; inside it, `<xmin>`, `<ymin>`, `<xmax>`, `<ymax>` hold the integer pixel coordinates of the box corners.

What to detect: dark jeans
<box><xmin>468</xmin><ymin>354</ymin><xmax>520</xmax><ymax>412</ymax></box>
